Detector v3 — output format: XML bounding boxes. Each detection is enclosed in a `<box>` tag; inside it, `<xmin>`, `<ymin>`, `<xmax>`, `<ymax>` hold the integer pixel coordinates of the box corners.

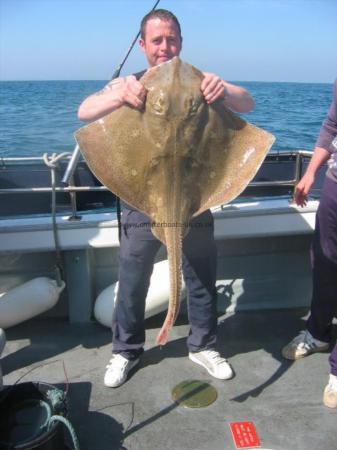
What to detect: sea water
<box><xmin>0</xmin><ymin>80</ymin><xmax>332</xmax><ymax>157</ymax></box>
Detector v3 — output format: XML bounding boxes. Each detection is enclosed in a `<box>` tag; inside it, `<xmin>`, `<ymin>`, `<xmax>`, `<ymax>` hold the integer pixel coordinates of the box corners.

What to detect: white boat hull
<box><xmin>0</xmin><ymin>197</ymin><xmax>317</xmax><ymax>323</ymax></box>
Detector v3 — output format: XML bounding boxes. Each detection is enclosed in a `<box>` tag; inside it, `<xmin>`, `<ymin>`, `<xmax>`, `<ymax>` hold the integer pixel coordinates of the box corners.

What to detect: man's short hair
<box><xmin>140</xmin><ymin>9</ymin><xmax>182</xmax><ymax>40</ymax></box>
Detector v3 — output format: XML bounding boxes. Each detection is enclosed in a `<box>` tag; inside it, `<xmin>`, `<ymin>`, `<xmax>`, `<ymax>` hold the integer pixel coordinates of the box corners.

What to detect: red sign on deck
<box><xmin>229</xmin><ymin>421</ymin><xmax>261</xmax><ymax>449</ymax></box>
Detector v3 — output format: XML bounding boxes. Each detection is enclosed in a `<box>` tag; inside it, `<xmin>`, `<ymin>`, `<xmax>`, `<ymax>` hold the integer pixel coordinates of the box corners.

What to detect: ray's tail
<box><xmin>155</xmin><ymin>226</ymin><xmax>183</xmax><ymax>346</ymax></box>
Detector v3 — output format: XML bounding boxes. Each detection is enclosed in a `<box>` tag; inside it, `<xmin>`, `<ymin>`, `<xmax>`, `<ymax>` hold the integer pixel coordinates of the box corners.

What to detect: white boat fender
<box><xmin>0</xmin><ymin>277</ymin><xmax>65</xmax><ymax>329</ymax></box>
<box><xmin>94</xmin><ymin>259</ymin><xmax>186</xmax><ymax>328</ymax></box>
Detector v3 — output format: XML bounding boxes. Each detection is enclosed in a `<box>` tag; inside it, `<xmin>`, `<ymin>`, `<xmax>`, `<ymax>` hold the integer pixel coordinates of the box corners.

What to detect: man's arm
<box><xmin>201</xmin><ymin>73</ymin><xmax>255</xmax><ymax>113</ymax></box>
<box><xmin>295</xmin><ymin>79</ymin><xmax>337</xmax><ymax>207</ymax></box>
<box><xmin>294</xmin><ymin>147</ymin><xmax>331</xmax><ymax>207</ymax></box>
<box><xmin>78</xmin><ymin>76</ymin><xmax>146</xmax><ymax>122</ymax></box>
<box><xmin>78</xmin><ymin>70</ymin><xmax>255</xmax><ymax>121</ymax></box>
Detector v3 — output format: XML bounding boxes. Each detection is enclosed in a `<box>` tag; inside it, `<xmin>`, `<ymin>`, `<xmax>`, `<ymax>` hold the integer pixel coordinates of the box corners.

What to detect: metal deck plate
<box><xmin>171</xmin><ymin>379</ymin><xmax>217</xmax><ymax>408</ymax></box>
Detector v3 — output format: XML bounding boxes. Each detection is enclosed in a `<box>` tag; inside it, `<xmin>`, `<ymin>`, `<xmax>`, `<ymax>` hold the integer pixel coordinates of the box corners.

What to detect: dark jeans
<box><xmin>306</xmin><ymin>176</ymin><xmax>337</xmax><ymax>374</ymax></box>
<box><xmin>112</xmin><ymin>208</ymin><xmax>218</xmax><ymax>360</ymax></box>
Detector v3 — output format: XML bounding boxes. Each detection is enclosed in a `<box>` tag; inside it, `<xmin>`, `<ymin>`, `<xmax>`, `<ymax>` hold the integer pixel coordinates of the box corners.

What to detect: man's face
<box><xmin>139</xmin><ymin>18</ymin><xmax>182</xmax><ymax>67</ymax></box>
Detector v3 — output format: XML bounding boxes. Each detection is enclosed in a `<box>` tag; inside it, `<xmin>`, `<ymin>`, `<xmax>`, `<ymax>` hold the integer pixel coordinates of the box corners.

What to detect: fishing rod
<box><xmin>62</xmin><ymin>0</ymin><xmax>161</xmax><ymax>185</ymax></box>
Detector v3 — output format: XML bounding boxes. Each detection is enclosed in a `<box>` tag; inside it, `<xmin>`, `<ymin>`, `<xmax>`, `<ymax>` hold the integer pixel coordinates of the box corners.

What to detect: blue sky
<box><xmin>1</xmin><ymin>0</ymin><xmax>336</xmax><ymax>82</ymax></box>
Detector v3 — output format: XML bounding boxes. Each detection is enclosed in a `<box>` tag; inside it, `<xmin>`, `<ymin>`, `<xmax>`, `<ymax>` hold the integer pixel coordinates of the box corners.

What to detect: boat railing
<box><xmin>0</xmin><ymin>150</ymin><xmax>318</xmax><ymax>220</ymax></box>
<box><xmin>249</xmin><ymin>150</ymin><xmax>314</xmax><ymax>188</ymax></box>
<box><xmin>0</xmin><ymin>150</ymin><xmax>314</xmax><ymax>195</ymax></box>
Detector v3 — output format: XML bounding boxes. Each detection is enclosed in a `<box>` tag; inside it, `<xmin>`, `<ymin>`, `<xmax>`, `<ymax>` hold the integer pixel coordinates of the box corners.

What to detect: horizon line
<box><xmin>0</xmin><ymin>79</ymin><xmax>333</xmax><ymax>84</ymax></box>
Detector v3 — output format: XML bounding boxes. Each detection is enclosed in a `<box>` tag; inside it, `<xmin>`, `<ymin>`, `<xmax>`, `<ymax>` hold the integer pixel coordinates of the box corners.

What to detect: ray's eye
<box><xmin>150</xmin><ymin>92</ymin><xmax>166</xmax><ymax>115</ymax></box>
<box><xmin>186</xmin><ymin>97</ymin><xmax>201</xmax><ymax>116</ymax></box>
<box><xmin>152</xmin><ymin>101</ymin><xmax>163</xmax><ymax>114</ymax></box>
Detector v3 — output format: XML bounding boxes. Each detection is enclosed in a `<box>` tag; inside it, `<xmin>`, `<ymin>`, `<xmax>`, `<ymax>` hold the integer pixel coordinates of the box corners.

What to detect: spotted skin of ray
<box><xmin>75</xmin><ymin>57</ymin><xmax>275</xmax><ymax>345</ymax></box>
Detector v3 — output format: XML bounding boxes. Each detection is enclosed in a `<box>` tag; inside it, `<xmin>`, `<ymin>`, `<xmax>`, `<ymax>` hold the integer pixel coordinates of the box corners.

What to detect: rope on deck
<box><xmin>43</xmin><ymin>152</ymin><xmax>71</xmax><ymax>287</ymax></box>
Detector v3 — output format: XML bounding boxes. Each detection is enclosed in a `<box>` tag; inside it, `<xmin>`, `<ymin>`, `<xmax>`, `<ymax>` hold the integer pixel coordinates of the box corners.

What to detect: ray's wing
<box><xmin>75</xmin><ymin>106</ymin><xmax>157</xmax><ymax>216</ymax></box>
<box><xmin>194</xmin><ymin>104</ymin><xmax>275</xmax><ymax>216</ymax></box>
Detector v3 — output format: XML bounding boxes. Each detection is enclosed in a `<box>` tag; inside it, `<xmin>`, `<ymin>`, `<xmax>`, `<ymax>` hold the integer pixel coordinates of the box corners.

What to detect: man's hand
<box><xmin>78</xmin><ymin>75</ymin><xmax>147</xmax><ymax>121</ymax></box>
<box><xmin>294</xmin><ymin>172</ymin><xmax>315</xmax><ymax>207</ymax></box>
<box><xmin>201</xmin><ymin>73</ymin><xmax>226</xmax><ymax>104</ymax></box>
<box><xmin>119</xmin><ymin>75</ymin><xmax>147</xmax><ymax>110</ymax></box>
<box><xmin>293</xmin><ymin>147</ymin><xmax>331</xmax><ymax>207</ymax></box>
<box><xmin>200</xmin><ymin>73</ymin><xmax>254</xmax><ymax>113</ymax></box>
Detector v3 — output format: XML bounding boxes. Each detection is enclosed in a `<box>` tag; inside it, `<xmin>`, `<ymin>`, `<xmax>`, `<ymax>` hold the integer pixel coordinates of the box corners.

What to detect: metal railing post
<box><xmin>61</xmin><ymin>144</ymin><xmax>81</xmax><ymax>186</ymax></box>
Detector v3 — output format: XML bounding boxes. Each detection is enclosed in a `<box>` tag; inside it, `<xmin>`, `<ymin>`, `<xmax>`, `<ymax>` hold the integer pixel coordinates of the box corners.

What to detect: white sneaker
<box><xmin>323</xmin><ymin>374</ymin><xmax>337</xmax><ymax>409</ymax></box>
<box><xmin>281</xmin><ymin>330</ymin><xmax>329</xmax><ymax>360</ymax></box>
<box><xmin>104</xmin><ymin>354</ymin><xmax>139</xmax><ymax>388</ymax></box>
<box><xmin>189</xmin><ymin>349</ymin><xmax>233</xmax><ymax>380</ymax></box>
